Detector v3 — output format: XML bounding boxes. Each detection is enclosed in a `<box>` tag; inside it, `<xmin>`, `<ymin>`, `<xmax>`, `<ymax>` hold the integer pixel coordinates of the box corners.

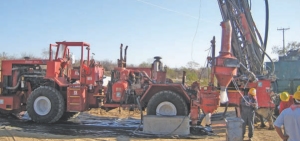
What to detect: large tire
<box><xmin>147</xmin><ymin>91</ymin><xmax>188</xmax><ymax>116</ymax></box>
<box><xmin>26</xmin><ymin>86</ymin><xmax>65</xmax><ymax>123</ymax></box>
<box><xmin>59</xmin><ymin>112</ymin><xmax>80</xmax><ymax>121</ymax></box>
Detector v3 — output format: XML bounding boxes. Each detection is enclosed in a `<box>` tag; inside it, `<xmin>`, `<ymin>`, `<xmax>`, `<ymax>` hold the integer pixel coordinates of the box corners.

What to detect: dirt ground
<box><xmin>0</xmin><ymin>107</ymin><xmax>282</xmax><ymax>141</ymax></box>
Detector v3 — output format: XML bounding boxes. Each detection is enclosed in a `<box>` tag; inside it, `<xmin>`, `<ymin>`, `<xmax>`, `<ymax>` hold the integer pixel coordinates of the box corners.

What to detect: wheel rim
<box><xmin>156</xmin><ymin>101</ymin><xmax>177</xmax><ymax>116</ymax></box>
<box><xmin>33</xmin><ymin>96</ymin><xmax>51</xmax><ymax>116</ymax></box>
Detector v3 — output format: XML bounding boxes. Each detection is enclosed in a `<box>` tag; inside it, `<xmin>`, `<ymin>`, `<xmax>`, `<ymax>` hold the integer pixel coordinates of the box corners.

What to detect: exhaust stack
<box><xmin>118</xmin><ymin>44</ymin><xmax>123</xmax><ymax>67</ymax></box>
<box><xmin>124</xmin><ymin>46</ymin><xmax>128</xmax><ymax>67</ymax></box>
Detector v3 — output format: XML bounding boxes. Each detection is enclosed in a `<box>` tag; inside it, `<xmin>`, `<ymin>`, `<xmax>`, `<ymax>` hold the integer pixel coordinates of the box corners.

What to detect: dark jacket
<box><xmin>241</xmin><ymin>95</ymin><xmax>258</xmax><ymax>113</ymax></box>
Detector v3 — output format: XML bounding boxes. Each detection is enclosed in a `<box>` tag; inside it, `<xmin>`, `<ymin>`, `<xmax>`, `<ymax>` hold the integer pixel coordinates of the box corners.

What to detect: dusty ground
<box><xmin>0</xmin><ymin>107</ymin><xmax>282</xmax><ymax>141</ymax></box>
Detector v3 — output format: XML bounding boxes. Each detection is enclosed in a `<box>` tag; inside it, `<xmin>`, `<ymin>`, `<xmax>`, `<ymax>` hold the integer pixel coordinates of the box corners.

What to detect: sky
<box><xmin>0</xmin><ymin>0</ymin><xmax>299</xmax><ymax>68</ymax></box>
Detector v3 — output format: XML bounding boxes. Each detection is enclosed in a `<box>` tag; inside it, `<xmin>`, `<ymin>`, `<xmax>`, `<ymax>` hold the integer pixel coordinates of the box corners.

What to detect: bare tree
<box><xmin>272</xmin><ymin>41</ymin><xmax>300</xmax><ymax>56</ymax></box>
<box><xmin>20</xmin><ymin>52</ymin><xmax>40</xmax><ymax>59</ymax></box>
<box><xmin>138</xmin><ymin>62</ymin><xmax>151</xmax><ymax>67</ymax></box>
<box><xmin>186</xmin><ymin>61</ymin><xmax>200</xmax><ymax>70</ymax></box>
<box><xmin>100</xmin><ymin>59</ymin><xmax>117</xmax><ymax>71</ymax></box>
<box><xmin>41</xmin><ymin>48</ymin><xmax>56</xmax><ymax>59</ymax></box>
<box><xmin>0</xmin><ymin>52</ymin><xmax>8</xmax><ymax>60</ymax></box>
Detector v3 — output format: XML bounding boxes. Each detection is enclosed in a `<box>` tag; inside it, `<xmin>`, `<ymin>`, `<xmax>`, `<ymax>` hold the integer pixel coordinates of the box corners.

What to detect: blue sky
<box><xmin>0</xmin><ymin>0</ymin><xmax>299</xmax><ymax>68</ymax></box>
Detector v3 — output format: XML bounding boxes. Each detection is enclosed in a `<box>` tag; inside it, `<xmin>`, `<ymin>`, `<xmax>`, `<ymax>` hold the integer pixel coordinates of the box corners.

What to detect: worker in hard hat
<box><xmin>240</xmin><ymin>88</ymin><xmax>258</xmax><ymax>141</ymax></box>
<box><xmin>297</xmin><ymin>85</ymin><xmax>300</xmax><ymax>91</ymax></box>
<box><xmin>279</xmin><ymin>92</ymin><xmax>294</xmax><ymax>114</ymax></box>
<box><xmin>274</xmin><ymin>91</ymin><xmax>300</xmax><ymax>141</ymax></box>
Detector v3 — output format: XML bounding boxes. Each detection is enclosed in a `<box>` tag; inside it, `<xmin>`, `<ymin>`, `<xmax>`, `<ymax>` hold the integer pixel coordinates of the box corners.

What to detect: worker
<box><xmin>274</xmin><ymin>91</ymin><xmax>300</xmax><ymax>141</ymax></box>
<box><xmin>205</xmin><ymin>113</ymin><xmax>212</xmax><ymax>127</ymax></box>
<box><xmin>82</xmin><ymin>60</ymin><xmax>90</xmax><ymax>72</ymax></box>
<box><xmin>297</xmin><ymin>85</ymin><xmax>300</xmax><ymax>91</ymax></box>
<box><xmin>279</xmin><ymin>92</ymin><xmax>294</xmax><ymax>114</ymax></box>
<box><xmin>241</xmin><ymin>88</ymin><xmax>258</xmax><ymax>141</ymax></box>
<box><xmin>203</xmin><ymin>113</ymin><xmax>213</xmax><ymax>134</ymax></box>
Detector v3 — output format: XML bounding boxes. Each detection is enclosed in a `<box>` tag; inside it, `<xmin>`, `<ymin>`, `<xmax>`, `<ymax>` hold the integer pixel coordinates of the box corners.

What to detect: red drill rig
<box><xmin>0</xmin><ymin>42</ymin><xmax>105</xmax><ymax>123</ymax></box>
<box><xmin>191</xmin><ymin>0</ymin><xmax>276</xmax><ymax>127</ymax></box>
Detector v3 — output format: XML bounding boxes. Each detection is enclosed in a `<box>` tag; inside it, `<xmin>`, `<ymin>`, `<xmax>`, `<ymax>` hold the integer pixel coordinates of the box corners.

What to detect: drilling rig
<box><xmin>196</xmin><ymin>0</ymin><xmax>276</xmax><ymax>127</ymax></box>
<box><xmin>102</xmin><ymin>0</ymin><xmax>276</xmax><ymax>130</ymax></box>
<box><xmin>0</xmin><ymin>42</ymin><xmax>105</xmax><ymax>123</ymax></box>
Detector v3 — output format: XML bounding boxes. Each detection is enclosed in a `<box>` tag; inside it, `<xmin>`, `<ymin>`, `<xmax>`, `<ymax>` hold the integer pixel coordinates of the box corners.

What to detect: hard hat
<box><xmin>248</xmin><ymin>88</ymin><xmax>256</xmax><ymax>96</ymax></box>
<box><xmin>293</xmin><ymin>91</ymin><xmax>300</xmax><ymax>100</ymax></box>
<box><xmin>280</xmin><ymin>92</ymin><xmax>290</xmax><ymax>102</ymax></box>
<box><xmin>297</xmin><ymin>85</ymin><xmax>300</xmax><ymax>91</ymax></box>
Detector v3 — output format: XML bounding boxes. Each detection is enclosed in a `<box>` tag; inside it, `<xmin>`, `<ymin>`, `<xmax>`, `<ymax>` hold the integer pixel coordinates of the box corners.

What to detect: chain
<box><xmin>232</xmin><ymin>79</ymin><xmax>251</xmax><ymax>105</ymax></box>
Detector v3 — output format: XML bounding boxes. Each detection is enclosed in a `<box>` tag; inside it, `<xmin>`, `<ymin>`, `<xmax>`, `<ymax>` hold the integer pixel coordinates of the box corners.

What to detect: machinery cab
<box><xmin>46</xmin><ymin>42</ymin><xmax>104</xmax><ymax>87</ymax></box>
<box><xmin>45</xmin><ymin>42</ymin><xmax>105</xmax><ymax>112</ymax></box>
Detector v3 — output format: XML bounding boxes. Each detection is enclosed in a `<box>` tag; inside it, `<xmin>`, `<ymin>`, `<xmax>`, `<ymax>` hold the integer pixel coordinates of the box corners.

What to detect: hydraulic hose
<box><xmin>5</xmin><ymin>78</ymin><xmax>21</xmax><ymax>90</ymax></box>
<box><xmin>141</xmin><ymin>71</ymin><xmax>155</xmax><ymax>84</ymax></box>
<box><xmin>262</xmin><ymin>0</ymin><xmax>269</xmax><ymax>61</ymax></box>
<box><xmin>5</xmin><ymin>73</ymin><xmax>44</xmax><ymax>90</ymax></box>
<box><xmin>257</xmin><ymin>44</ymin><xmax>275</xmax><ymax>75</ymax></box>
<box><xmin>240</xmin><ymin>63</ymin><xmax>257</xmax><ymax>81</ymax></box>
<box><xmin>136</xmin><ymin>96</ymin><xmax>143</xmax><ymax>123</ymax></box>
<box><xmin>248</xmin><ymin>0</ymin><xmax>269</xmax><ymax>68</ymax></box>
<box><xmin>249</xmin><ymin>25</ymin><xmax>274</xmax><ymax>75</ymax></box>
<box><xmin>133</xmin><ymin>96</ymin><xmax>143</xmax><ymax>134</ymax></box>
<box><xmin>222</xmin><ymin>102</ymin><xmax>229</xmax><ymax>118</ymax></box>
